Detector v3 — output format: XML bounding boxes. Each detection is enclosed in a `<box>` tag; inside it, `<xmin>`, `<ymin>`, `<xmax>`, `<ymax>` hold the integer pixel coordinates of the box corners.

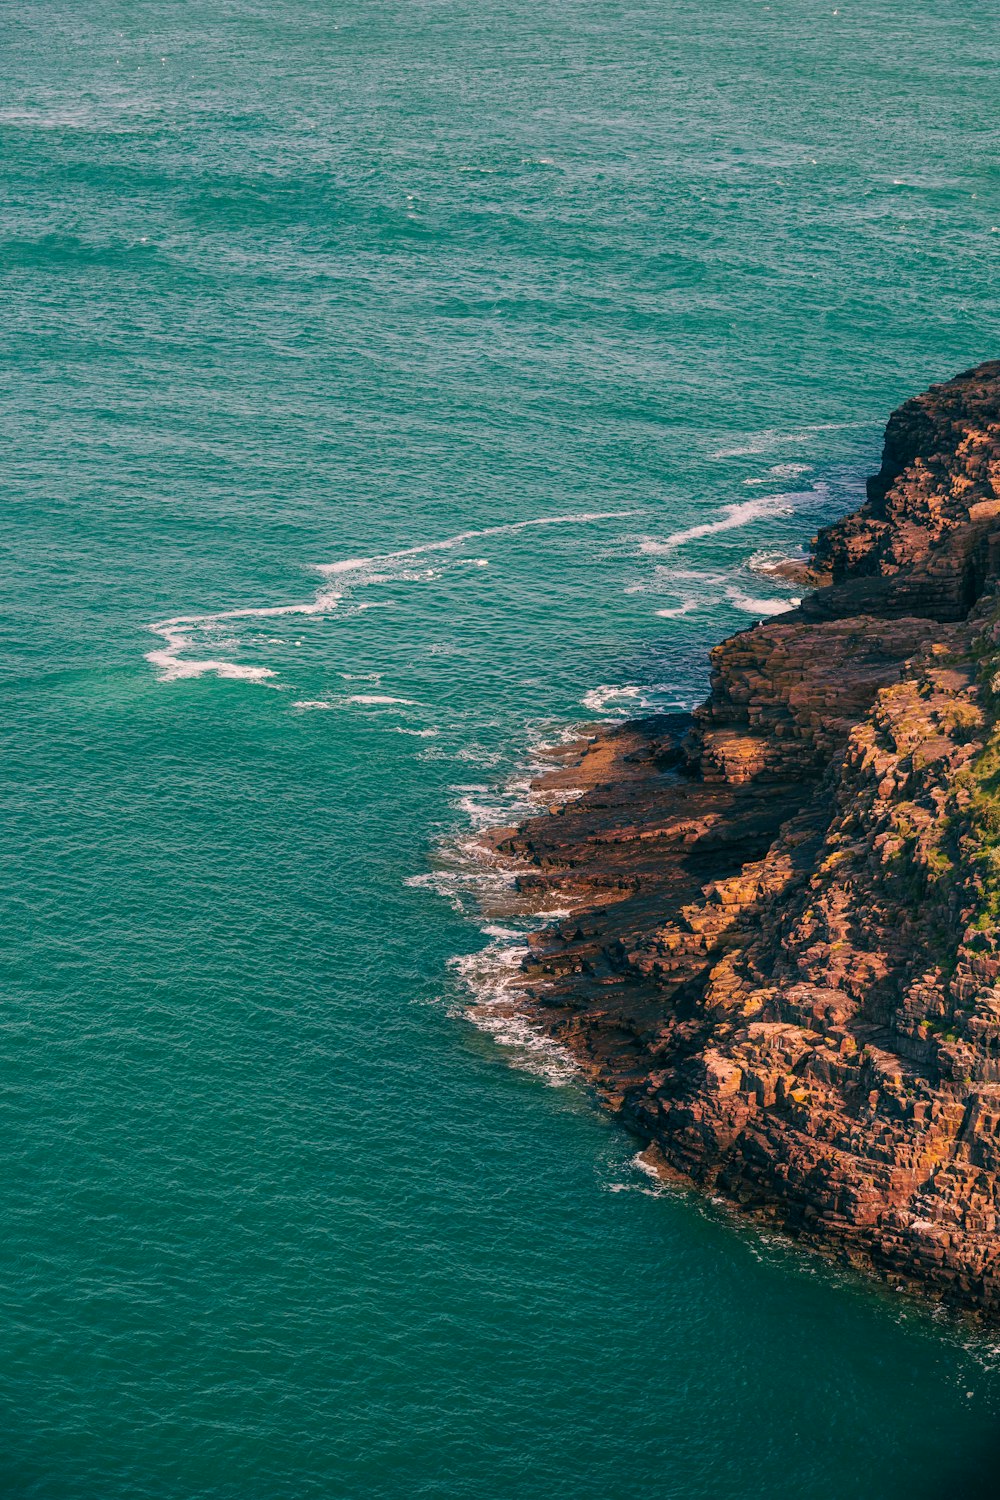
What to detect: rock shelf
<box><xmin>484</xmin><ymin>361</ymin><xmax>1000</xmax><ymax>1316</ymax></box>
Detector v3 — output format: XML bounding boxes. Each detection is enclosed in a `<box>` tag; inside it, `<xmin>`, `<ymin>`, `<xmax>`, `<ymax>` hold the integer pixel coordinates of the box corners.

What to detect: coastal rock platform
<box><xmin>485</xmin><ymin>361</ymin><xmax>1000</xmax><ymax>1316</ymax></box>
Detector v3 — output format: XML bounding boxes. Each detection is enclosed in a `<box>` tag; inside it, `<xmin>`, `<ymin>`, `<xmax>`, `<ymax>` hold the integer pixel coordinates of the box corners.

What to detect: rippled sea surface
<box><xmin>4</xmin><ymin>2</ymin><xmax>1000</xmax><ymax>1495</ymax></box>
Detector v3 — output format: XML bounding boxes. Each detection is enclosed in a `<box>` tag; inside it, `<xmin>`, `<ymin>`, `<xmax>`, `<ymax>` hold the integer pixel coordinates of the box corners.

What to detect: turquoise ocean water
<box><xmin>4</xmin><ymin>2</ymin><xmax>1000</xmax><ymax>1495</ymax></box>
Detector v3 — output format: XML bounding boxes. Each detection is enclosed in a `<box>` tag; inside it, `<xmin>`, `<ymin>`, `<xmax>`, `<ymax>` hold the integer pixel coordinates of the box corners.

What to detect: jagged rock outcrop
<box><xmin>484</xmin><ymin>361</ymin><xmax>1000</xmax><ymax>1316</ymax></box>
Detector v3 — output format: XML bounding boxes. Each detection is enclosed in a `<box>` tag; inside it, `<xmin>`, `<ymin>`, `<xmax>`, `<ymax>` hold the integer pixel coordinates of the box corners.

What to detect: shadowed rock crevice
<box><xmin>484</xmin><ymin>361</ymin><xmax>1000</xmax><ymax>1317</ymax></box>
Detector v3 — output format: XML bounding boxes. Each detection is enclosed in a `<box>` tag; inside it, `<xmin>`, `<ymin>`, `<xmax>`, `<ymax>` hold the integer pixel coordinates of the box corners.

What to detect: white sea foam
<box><xmin>453</xmin><ymin>785</ymin><xmax>533</xmax><ymax>829</ymax></box>
<box><xmin>313</xmin><ymin>509</ymin><xmax>642</xmax><ymax>581</ymax></box>
<box><xmin>639</xmin><ymin>494</ymin><xmax>798</xmax><ymax>554</ymax></box>
<box><xmin>414</xmin><ymin>728</ymin><xmax>606</xmax><ymax>1085</ymax></box>
<box><xmin>582</xmin><ymin>684</ymin><xmax>642</xmax><ymax>713</ymax></box>
<box><xmin>449</xmin><ymin>939</ymin><xmax>579</xmax><ymax>1087</ymax></box>
<box><xmin>404</xmin><ymin>841</ymin><xmax>521</xmax><ymax>914</ymax></box>
<box><xmin>394</xmin><ymin>727</ymin><xmax>439</xmax><ymax>738</ymax></box>
<box><xmin>145</xmin><ymin>509</ymin><xmax>641</xmax><ymax>684</ymax></box>
<box><xmin>639</xmin><ymin>482</ymin><xmax>832</xmax><ymax>561</ymax></box>
<box><xmin>744</xmin><ymin>462</ymin><xmax>812</xmax><ymax>487</ymax></box>
<box><xmin>146</xmin><ymin>598</ymin><xmax>336</xmax><ymax>683</ymax></box>
<box><xmin>724</xmin><ymin>586</ymin><xmax>799</xmax><ymax>616</ymax></box>
<box><xmin>632</xmin><ymin>1148</ymin><xmax>667</xmax><ymax>1183</ymax></box>
<box><xmin>145</xmin><ymin>643</ymin><xmax>277</xmax><ymax>683</ymax></box>
<box><xmin>632</xmin><ymin>551</ymin><xmax>803</xmax><ymax>626</ymax></box>
<box><xmin>347</xmin><ymin>694</ymin><xmax>414</xmax><ymax>706</ymax></box>
<box><xmin>293</xmin><ymin>692</ymin><xmax>419</xmax><ymax>714</ymax></box>
<box><xmin>606</xmin><ymin>1149</ymin><xmax>675</xmax><ymax>1198</ymax></box>
<box><xmin>406</xmin><ymin>724</ymin><xmax>592</xmax><ymax>923</ymax></box>
<box><xmin>654</xmin><ymin>600</ymin><xmax>701</xmax><ymax>619</ymax></box>
<box><xmin>581</xmin><ymin>682</ymin><xmax>689</xmax><ymax>716</ymax></box>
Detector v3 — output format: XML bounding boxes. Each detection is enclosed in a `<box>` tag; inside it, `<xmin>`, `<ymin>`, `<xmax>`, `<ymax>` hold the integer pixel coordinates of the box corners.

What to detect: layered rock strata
<box><xmin>486</xmin><ymin>361</ymin><xmax>1000</xmax><ymax>1316</ymax></box>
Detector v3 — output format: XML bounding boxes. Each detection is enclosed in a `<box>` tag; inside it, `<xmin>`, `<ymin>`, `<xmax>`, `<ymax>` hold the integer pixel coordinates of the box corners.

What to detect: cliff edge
<box><xmin>486</xmin><ymin>361</ymin><xmax>1000</xmax><ymax>1316</ymax></box>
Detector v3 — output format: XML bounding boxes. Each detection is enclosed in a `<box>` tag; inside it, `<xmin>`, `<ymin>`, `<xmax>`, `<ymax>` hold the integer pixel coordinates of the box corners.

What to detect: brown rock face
<box><xmin>484</xmin><ymin>361</ymin><xmax>1000</xmax><ymax>1316</ymax></box>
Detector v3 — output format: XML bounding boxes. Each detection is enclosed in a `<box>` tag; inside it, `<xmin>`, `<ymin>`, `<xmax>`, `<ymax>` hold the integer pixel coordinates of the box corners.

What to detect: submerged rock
<box><xmin>485</xmin><ymin>360</ymin><xmax>1000</xmax><ymax>1317</ymax></box>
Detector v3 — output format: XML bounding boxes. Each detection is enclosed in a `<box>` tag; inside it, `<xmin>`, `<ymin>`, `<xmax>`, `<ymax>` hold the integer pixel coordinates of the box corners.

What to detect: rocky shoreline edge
<box><xmin>474</xmin><ymin>361</ymin><xmax>1000</xmax><ymax>1320</ymax></box>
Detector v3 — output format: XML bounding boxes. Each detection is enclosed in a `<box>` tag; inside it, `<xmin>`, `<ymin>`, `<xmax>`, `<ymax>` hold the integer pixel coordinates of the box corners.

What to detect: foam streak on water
<box><xmin>638</xmin><ymin>486</ymin><xmax>827</xmax><ymax>555</ymax></box>
<box><xmin>145</xmin><ymin>510</ymin><xmax>643</xmax><ymax>682</ymax></box>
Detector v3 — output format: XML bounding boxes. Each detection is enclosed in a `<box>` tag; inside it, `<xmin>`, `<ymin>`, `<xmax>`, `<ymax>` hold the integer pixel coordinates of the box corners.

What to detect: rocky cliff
<box><xmin>486</xmin><ymin>360</ymin><xmax>1000</xmax><ymax>1316</ymax></box>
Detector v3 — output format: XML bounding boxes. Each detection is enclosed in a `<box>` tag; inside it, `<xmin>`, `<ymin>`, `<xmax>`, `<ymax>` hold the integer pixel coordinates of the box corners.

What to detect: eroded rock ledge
<box><xmin>486</xmin><ymin>360</ymin><xmax>1000</xmax><ymax>1316</ymax></box>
